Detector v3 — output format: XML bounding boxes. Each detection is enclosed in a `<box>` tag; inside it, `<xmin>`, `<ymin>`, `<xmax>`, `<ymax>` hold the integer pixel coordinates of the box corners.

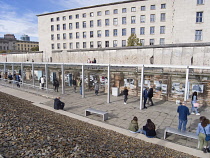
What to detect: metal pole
<box><xmin>21</xmin><ymin>63</ymin><xmax>24</xmax><ymax>85</ymax></box>
<box><xmin>184</xmin><ymin>67</ymin><xmax>189</xmax><ymax>101</ymax></box>
<box><xmin>61</xmin><ymin>64</ymin><xmax>65</xmax><ymax>94</ymax></box>
<box><xmin>82</xmin><ymin>64</ymin><xmax>85</xmax><ymax>98</ymax></box>
<box><xmin>140</xmin><ymin>65</ymin><xmax>144</xmax><ymax>110</ymax></box>
<box><xmin>107</xmin><ymin>64</ymin><xmax>110</xmax><ymax>103</ymax></box>
<box><xmin>32</xmin><ymin>63</ymin><xmax>35</xmax><ymax>87</ymax></box>
<box><xmin>12</xmin><ymin>63</ymin><xmax>14</xmax><ymax>88</ymax></box>
<box><xmin>45</xmin><ymin>64</ymin><xmax>48</xmax><ymax>90</ymax></box>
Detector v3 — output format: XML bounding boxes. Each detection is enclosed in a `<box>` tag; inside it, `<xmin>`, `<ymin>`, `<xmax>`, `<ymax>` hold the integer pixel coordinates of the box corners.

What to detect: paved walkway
<box><xmin>0</xmin><ymin>82</ymin><xmax>210</xmax><ymax>157</ymax></box>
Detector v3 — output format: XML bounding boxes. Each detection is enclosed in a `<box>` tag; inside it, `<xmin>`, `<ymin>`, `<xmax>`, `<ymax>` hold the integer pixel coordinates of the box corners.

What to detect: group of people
<box><xmin>177</xmin><ymin>100</ymin><xmax>210</xmax><ymax>153</ymax></box>
<box><xmin>128</xmin><ymin>116</ymin><xmax>156</xmax><ymax>138</ymax></box>
<box><xmin>87</xmin><ymin>58</ymin><xmax>96</xmax><ymax>63</ymax></box>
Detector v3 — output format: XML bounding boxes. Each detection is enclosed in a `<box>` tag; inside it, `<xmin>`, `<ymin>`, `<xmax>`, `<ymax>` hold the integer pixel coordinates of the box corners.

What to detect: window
<box><xmin>114</xmin><ymin>9</ymin><xmax>118</xmax><ymax>14</ymax></box>
<box><xmin>131</xmin><ymin>28</ymin><xmax>135</xmax><ymax>34</ymax></box>
<box><xmin>63</xmin><ymin>24</ymin><xmax>66</xmax><ymax>30</ymax></box>
<box><xmin>90</xmin><ymin>41</ymin><xmax>94</xmax><ymax>48</ymax></box>
<box><xmin>105</xmin><ymin>30</ymin><xmax>109</xmax><ymax>37</ymax></box>
<box><xmin>97</xmin><ymin>20</ymin><xmax>101</xmax><ymax>27</ymax></box>
<box><xmin>122</xmin><ymin>40</ymin><xmax>126</xmax><ymax>47</ymax></box>
<box><xmin>140</xmin><ymin>15</ymin><xmax>145</xmax><ymax>23</ymax></box>
<box><xmin>90</xmin><ymin>12</ymin><xmax>94</xmax><ymax>17</ymax></box>
<box><xmin>57</xmin><ymin>34</ymin><xmax>60</xmax><ymax>40</ymax></box>
<box><xmin>105</xmin><ymin>19</ymin><xmax>109</xmax><ymax>26</ymax></box>
<box><xmin>69</xmin><ymin>15</ymin><xmax>72</xmax><ymax>19</ymax></box>
<box><xmin>141</xmin><ymin>6</ymin><xmax>146</xmax><ymax>11</ymax></box>
<box><xmin>76</xmin><ymin>32</ymin><xmax>79</xmax><ymax>39</ymax></box>
<box><xmin>90</xmin><ymin>20</ymin><xmax>94</xmax><ymax>27</ymax></box>
<box><xmin>52</xmin><ymin>44</ymin><xmax>54</xmax><ymax>49</ymax></box>
<box><xmin>51</xmin><ymin>25</ymin><xmax>54</xmax><ymax>31</ymax></box>
<box><xmin>150</xmin><ymin>5</ymin><xmax>156</xmax><ymax>10</ymax></box>
<box><xmin>113</xmin><ymin>18</ymin><xmax>118</xmax><ymax>25</ymax></box>
<box><xmin>76</xmin><ymin>42</ymin><xmax>79</xmax><ymax>49</ymax></box>
<box><xmin>63</xmin><ymin>33</ymin><xmax>66</xmax><ymax>39</ymax></box>
<box><xmin>57</xmin><ymin>24</ymin><xmax>60</xmax><ymax>31</ymax></box>
<box><xmin>140</xmin><ymin>27</ymin><xmax>145</xmax><ymax>35</ymax></box>
<box><xmin>195</xmin><ymin>30</ymin><xmax>202</xmax><ymax>41</ymax></box>
<box><xmin>63</xmin><ymin>16</ymin><xmax>66</xmax><ymax>21</ymax></box>
<box><xmin>97</xmin><ymin>30</ymin><xmax>101</xmax><ymax>37</ymax></box>
<box><xmin>97</xmin><ymin>11</ymin><xmax>102</xmax><ymax>16</ymax></box>
<box><xmin>196</xmin><ymin>12</ymin><xmax>203</xmax><ymax>22</ymax></box>
<box><xmin>63</xmin><ymin>43</ymin><xmax>66</xmax><ymax>49</ymax></box>
<box><xmin>197</xmin><ymin>0</ymin><xmax>204</xmax><ymax>5</ymax></box>
<box><xmin>122</xmin><ymin>17</ymin><xmax>126</xmax><ymax>24</ymax></box>
<box><xmin>122</xmin><ymin>28</ymin><xmax>126</xmax><ymax>36</ymax></box>
<box><xmin>122</xmin><ymin>8</ymin><xmax>126</xmax><ymax>13</ymax></box>
<box><xmin>160</xmin><ymin>13</ymin><xmax>166</xmax><ymax>21</ymax></box>
<box><xmin>161</xmin><ymin>4</ymin><xmax>166</xmax><ymax>9</ymax></box>
<box><xmin>83</xmin><ymin>42</ymin><xmax>86</xmax><ymax>48</ymax></box>
<box><xmin>69</xmin><ymin>23</ymin><xmax>72</xmax><ymax>29</ymax></box>
<box><xmin>160</xmin><ymin>26</ymin><xmax>165</xmax><ymax>34</ymax></box>
<box><xmin>105</xmin><ymin>10</ymin><xmax>110</xmax><ymax>15</ymax></box>
<box><xmin>150</xmin><ymin>14</ymin><xmax>155</xmax><ymax>22</ymax></box>
<box><xmin>51</xmin><ymin>18</ymin><xmax>54</xmax><ymax>22</ymax></box>
<box><xmin>90</xmin><ymin>31</ymin><xmax>94</xmax><ymax>38</ymax></box>
<box><xmin>56</xmin><ymin>17</ymin><xmax>60</xmax><ymax>21</ymax></box>
<box><xmin>82</xmin><ymin>13</ymin><xmax>86</xmax><ymax>18</ymax></box>
<box><xmin>113</xmin><ymin>29</ymin><xmax>118</xmax><ymax>36</ymax></box>
<box><xmin>140</xmin><ymin>39</ymin><xmax>145</xmax><ymax>46</ymax></box>
<box><xmin>131</xmin><ymin>7</ymin><xmax>136</xmax><ymax>12</ymax></box>
<box><xmin>69</xmin><ymin>43</ymin><xmax>73</xmax><ymax>49</ymax></box>
<box><xmin>160</xmin><ymin>38</ymin><xmax>165</xmax><ymax>45</ymax></box>
<box><xmin>57</xmin><ymin>43</ymin><xmax>60</xmax><ymax>49</ymax></box>
<box><xmin>113</xmin><ymin>40</ymin><xmax>117</xmax><ymax>47</ymax></box>
<box><xmin>97</xmin><ymin>41</ymin><xmax>102</xmax><ymax>48</ymax></box>
<box><xmin>83</xmin><ymin>32</ymin><xmax>86</xmax><ymax>38</ymax></box>
<box><xmin>76</xmin><ymin>22</ymin><xmax>79</xmax><ymax>29</ymax></box>
<box><xmin>150</xmin><ymin>27</ymin><xmax>155</xmax><ymax>34</ymax></box>
<box><xmin>105</xmin><ymin>41</ymin><xmax>109</xmax><ymax>47</ymax></box>
<box><xmin>51</xmin><ymin>34</ymin><xmax>54</xmax><ymax>40</ymax></box>
<box><xmin>69</xmin><ymin>33</ymin><xmax>73</xmax><ymax>39</ymax></box>
<box><xmin>83</xmin><ymin>21</ymin><xmax>86</xmax><ymax>28</ymax></box>
<box><xmin>131</xmin><ymin>16</ymin><xmax>136</xmax><ymax>24</ymax></box>
<box><xmin>76</xmin><ymin>14</ymin><xmax>79</xmax><ymax>19</ymax></box>
<box><xmin>150</xmin><ymin>39</ymin><xmax>154</xmax><ymax>45</ymax></box>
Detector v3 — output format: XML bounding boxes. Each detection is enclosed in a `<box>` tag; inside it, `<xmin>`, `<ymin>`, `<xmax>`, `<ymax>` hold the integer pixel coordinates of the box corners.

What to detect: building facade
<box><xmin>20</xmin><ymin>34</ymin><xmax>30</xmax><ymax>41</ymax></box>
<box><xmin>0</xmin><ymin>34</ymin><xmax>16</xmax><ymax>52</ymax></box>
<box><xmin>37</xmin><ymin>0</ymin><xmax>209</xmax><ymax>56</ymax></box>
<box><xmin>16</xmin><ymin>41</ymin><xmax>39</xmax><ymax>52</ymax></box>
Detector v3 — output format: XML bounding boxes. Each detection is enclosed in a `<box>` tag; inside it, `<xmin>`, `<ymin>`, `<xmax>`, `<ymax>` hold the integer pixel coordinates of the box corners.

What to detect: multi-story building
<box><xmin>0</xmin><ymin>34</ymin><xmax>16</xmax><ymax>51</ymax></box>
<box><xmin>20</xmin><ymin>34</ymin><xmax>30</xmax><ymax>41</ymax></box>
<box><xmin>37</xmin><ymin>0</ymin><xmax>209</xmax><ymax>54</ymax></box>
<box><xmin>15</xmin><ymin>41</ymin><xmax>39</xmax><ymax>52</ymax></box>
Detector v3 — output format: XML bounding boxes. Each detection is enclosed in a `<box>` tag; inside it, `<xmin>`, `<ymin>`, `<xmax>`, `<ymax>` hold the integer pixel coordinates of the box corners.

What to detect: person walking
<box><xmin>196</xmin><ymin>117</ymin><xmax>210</xmax><ymax>153</ymax></box>
<box><xmin>79</xmin><ymin>80</ymin><xmax>82</xmax><ymax>95</ymax></box>
<box><xmin>143</xmin><ymin>87</ymin><xmax>148</xmax><ymax>109</ymax></box>
<box><xmin>94</xmin><ymin>81</ymin><xmax>99</xmax><ymax>96</ymax></box>
<box><xmin>53</xmin><ymin>78</ymin><xmax>59</xmax><ymax>92</ymax></box>
<box><xmin>191</xmin><ymin>91</ymin><xmax>200</xmax><ymax>115</ymax></box>
<box><xmin>177</xmin><ymin>101</ymin><xmax>190</xmax><ymax>132</ymax></box>
<box><xmin>147</xmin><ymin>85</ymin><xmax>154</xmax><ymax>106</ymax></box>
<box><xmin>123</xmin><ymin>87</ymin><xmax>129</xmax><ymax>104</ymax></box>
<box><xmin>41</xmin><ymin>76</ymin><xmax>45</xmax><ymax>89</ymax></box>
<box><xmin>72</xmin><ymin>78</ymin><xmax>77</xmax><ymax>93</ymax></box>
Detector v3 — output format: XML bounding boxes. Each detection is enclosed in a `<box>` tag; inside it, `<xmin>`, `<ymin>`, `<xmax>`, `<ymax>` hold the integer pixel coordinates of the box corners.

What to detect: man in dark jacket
<box><xmin>177</xmin><ymin>101</ymin><xmax>190</xmax><ymax>132</ymax></box>
<box><xmin>147</xmin><ymin>85</ymin><xmax>154</xmax><ymax>106</ymax></box>
<box><xmin>54</xmin><ymin>97</ymin><xmax>65</xmax><ymax>110</ymax></box>
<box><xmin>143</xmin><ymin>87</ymin><xmax>148</xmax><ymax>109</ymax></box>
<box><xmin>53</xmin><ymin>79</ymin><xmax>59</xmax><ymax>92</ymax></box>
<box><xmin>123</xmin><ymin>87</ymin><xmax>129</xmax><ymax>104</ymax></box>
<box><xmin>72</xmin><ymin>78</ymin><xmax>77</xmax><ymax>93</ymax></box>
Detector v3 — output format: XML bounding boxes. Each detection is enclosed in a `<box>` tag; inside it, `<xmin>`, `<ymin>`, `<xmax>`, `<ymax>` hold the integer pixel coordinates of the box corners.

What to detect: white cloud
<box><xmin>0</xmin><ymin>1</ymin><xmax>38</xmax><ymax>41</ymax></box>
<box><xmin>49</xmin><ymin>0</ymin><xmax>120</xmax><ymax>9</ymax></box>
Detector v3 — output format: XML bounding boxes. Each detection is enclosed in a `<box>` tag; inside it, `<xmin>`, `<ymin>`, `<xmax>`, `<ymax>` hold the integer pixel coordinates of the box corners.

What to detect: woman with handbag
<box><xmin>191</xmin><ymin>91</ymin><xmax>200</xmax><ymax>115</ymax></box>
<box><xmin>196</xmin><ymin>117</ymin><xmax>210</xmax><ymax>153</ymax></box>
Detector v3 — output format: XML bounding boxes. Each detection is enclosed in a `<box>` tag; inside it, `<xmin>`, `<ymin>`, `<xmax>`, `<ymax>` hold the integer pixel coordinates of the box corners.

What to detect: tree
<box><xmin>127</xmin><ymin>34</ymin><xmax>142</xmax><ymax>46</ymax></box>
<box><xmin>31</xmin><ymin>46</ymin><xmax>39</xmax><ymax>51</ymax></box>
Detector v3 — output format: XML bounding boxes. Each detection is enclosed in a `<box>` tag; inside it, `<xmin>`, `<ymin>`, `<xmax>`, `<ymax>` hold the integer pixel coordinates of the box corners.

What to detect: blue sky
<box><xmin>0</xmin><ymin>0</ymin><xmax>119</xmax><ymax>41</ymax></box>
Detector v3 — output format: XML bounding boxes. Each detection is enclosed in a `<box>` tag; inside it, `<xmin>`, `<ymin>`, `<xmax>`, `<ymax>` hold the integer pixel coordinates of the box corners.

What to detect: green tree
<box><xmin>31</xmin><ymin>46</ymin><xmax>39</xmax><ymax>51</ymax></box>
<box><xmin>127</xmin><ymin>34</ymin><xmax>142</xmax><ymax>46</ymax></box>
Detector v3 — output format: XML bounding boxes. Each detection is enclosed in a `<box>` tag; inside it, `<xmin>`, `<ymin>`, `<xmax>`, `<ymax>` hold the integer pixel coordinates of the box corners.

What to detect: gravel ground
<box><xmin>0</xmin><ymin>92</ymin><xmax>197</xmax><ymax>158</ymax></box>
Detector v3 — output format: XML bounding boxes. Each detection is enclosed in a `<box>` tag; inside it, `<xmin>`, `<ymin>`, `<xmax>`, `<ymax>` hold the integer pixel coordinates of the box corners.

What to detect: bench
<box><xmin>85</xmin><ymin>108</ymin><xmax>108</xmax><ymax>121</ymax></box>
